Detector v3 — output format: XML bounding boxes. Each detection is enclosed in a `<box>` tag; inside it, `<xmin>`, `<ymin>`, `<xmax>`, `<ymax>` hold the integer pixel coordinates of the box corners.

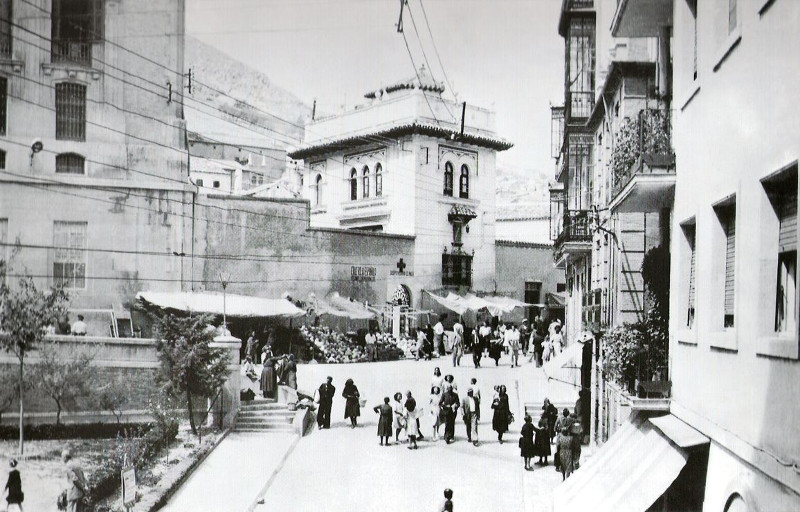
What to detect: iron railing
<box><xmin>442</xmin><ymin>253</ymin><xmax>472</xmax><ymax>287</ymax></box>
<box><xmin>51</xmin><ymin>39</ymin><xmax>92</xmax><ymax>66</ymax></box>
<box><xmin>555</xmin><ymin>209</ymin><xmax>593</xmax><ymax>249</ymax></box>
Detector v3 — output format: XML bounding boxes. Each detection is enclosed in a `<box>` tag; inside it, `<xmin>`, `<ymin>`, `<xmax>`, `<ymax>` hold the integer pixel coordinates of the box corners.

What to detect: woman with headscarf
<box><xmin>491</xmin><ymin>384</ymin><xmax>511</xmax><ymax>444</ymax></box>
<box><xmin>259</xmin><ymin>357</ymin><xmax>277</xmax><ymax>399</ymax></box>
<box><xmin>429</xmin><ymin>386</ymin><xmax>442</xmax><ymax>441</ymax></box>
<box><xmin>392</xmin><ymin>392</ymin><xmax>405</xmax><ymax>443</ymax></box>
<box><xmin>342</xmin><ymin>379</ymin><xmax>361</xmax><ymax>428</ymax></box>
<box><xmin>519</xmin><ymin>415</ymin><xmax>536</xmax><ymax>470</ymax></box>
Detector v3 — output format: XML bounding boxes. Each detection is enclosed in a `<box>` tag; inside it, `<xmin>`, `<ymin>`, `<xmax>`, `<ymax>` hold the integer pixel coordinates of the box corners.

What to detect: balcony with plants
<box><xmin>609</xmin><ymin>108</ymin><xmax>676</xmax><ymax>213</ymax></box>
<box><xmin>553</xmin><ymin>208</ymin><xmax>593</xmax><ymax>266</ymax></box>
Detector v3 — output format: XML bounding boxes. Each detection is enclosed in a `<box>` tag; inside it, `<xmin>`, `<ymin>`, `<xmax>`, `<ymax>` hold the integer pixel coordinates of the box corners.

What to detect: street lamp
<box><xmin>219</xmin><ymin>272</ymin><xmax>230</xmax><ymax>333</ymax></box>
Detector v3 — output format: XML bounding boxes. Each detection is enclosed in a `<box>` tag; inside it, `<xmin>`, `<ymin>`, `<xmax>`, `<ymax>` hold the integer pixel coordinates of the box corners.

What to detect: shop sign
<box><xmin>351</xmin><ymin>266</ymin><xmax>376</xmax><ymax>281</ymax></box>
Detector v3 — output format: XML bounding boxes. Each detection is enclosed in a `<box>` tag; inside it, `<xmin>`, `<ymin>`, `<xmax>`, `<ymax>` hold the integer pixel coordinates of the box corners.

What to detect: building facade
<box><xmin>0</xmin><ymin>0</ymin><xmax>191</xmax><ymax>313</ymax></box>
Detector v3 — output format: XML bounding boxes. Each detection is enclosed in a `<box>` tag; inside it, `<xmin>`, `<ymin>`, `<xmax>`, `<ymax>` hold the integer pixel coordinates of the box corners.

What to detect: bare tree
<box><xmin>31</xmin><ymin>340</ymin><xmax>95</xmax><ymax>426</ymax></box>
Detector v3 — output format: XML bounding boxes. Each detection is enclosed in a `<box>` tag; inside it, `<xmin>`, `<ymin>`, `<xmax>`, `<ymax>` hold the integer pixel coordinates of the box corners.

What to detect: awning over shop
<box><xmin>424</xmin><ymin>291</ymin><xmax>536</xmax><ymax>317</ymax></box>
<box><xmin>136</xmin><ymin>291</ymin><xmax>305</xmax><ymax>318</ymax></box>
<box><xmin>546</xmin><ymin>292</ymin><xmax>567</xmax><ymax>308</ymax></box>
<box><xmin>325</xmin><ymin>292</ymin><xmax>375</xmax><ymax>320</ymax></box>
<box><xmin>554</xmin><ymin>414</ymin><xmax>709</xmax><ymax>512</ymax></box>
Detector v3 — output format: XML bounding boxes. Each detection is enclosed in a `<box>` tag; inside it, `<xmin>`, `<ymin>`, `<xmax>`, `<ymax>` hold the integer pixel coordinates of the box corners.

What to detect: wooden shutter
<box><xmin>723</xmin><ymin>209</ymin><xmax>736</xmax><ymax>318</ymax></box>
<box><xmin>687</xmin><ymin>225</ymin><xmax>696</xmax><ymax>326</ymax></box>
<box><xmin>779</xmin><ymin>190</ymin><xmax>797</xmax><ymax>252</ymax></box>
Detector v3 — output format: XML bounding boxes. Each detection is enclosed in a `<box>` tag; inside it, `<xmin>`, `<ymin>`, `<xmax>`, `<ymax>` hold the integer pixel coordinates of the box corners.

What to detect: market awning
<box><xmin>325</xmin><ymin>292</ymin><xmax>375</xmax><ymax>320</ymax></box>
<box><xmin>424</xmin><ymin>291</ymin><xmax>535</xmax><ymax>317</ymax></box>
<box><xmin>547</xmin><ymin>292</ymin><xmax>566</xmax><ymax>308</ymax></box>
<box><xmin>553</xmin><ymin>415</ymin><xmax>709</xmax><ymax>512</ymax></box>
<box><xmin>136</xmin><ymin>291</ymin><xmax>305</xmax><ymax>318</ymax></box>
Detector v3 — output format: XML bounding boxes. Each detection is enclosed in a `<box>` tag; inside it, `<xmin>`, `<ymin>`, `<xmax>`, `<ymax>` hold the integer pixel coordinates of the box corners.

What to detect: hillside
<box><xmin>184</xmin><ymin>36</ymin><xmax>312</xmax><ymax>148</ymax></box>
<box><xmin>495</xmin><ymin>166</ymin><xmax>551</xmax><ymax>219</ymax></box>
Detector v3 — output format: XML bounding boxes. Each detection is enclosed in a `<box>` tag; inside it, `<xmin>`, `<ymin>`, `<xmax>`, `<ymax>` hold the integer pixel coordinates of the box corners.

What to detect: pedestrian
<box><xmin>554</xmin><ymin>408</ymin><xmax>570</xmax><ymax>472</ymax></box>
<box><xmin>429</xmin><ymin>386</ymin><xmax>442</xmax><ymax>441</ymax></box>
<box><xmin>542</xmin><ymin>398</ymin><xmax>558</xmax><ymax>442</ymax></box>
<box><xmin>246</xmin><ymin>331</ymin><xmax>258</xmax><ymax>363</ymax></box>
<box><xmin>569</xmin><ymin>411</ymin><xmax>583</xmax><ymax>470</ymax></box>
<box><xmin>61</xmin><ymin>449</ymin><xmax>87</xmax><ymax>512</ymax></box>
<box><xmin>284</xmin><ymin>354</ymin><xmax>298</xmax><ymax>390</ymax></box>
<box><xmin>508</xmin><ymin>324</ymin><xmax>521</xmax><ymax>368</ymax></box>
<box><xmin>439</xmin><ymin>384</ymin><xmax>459</xmax><ymax>444</ymax></box>
<box><xmin>552</xmin><ymin>325</ymin><xmax>563</xmax><ymax>356</ymax></box>
<box><xmin>556</xmin><ymin>410</ymin><xmax>575</xmax><ymax>480</ymax></box>
<box><xmin>476</xmin><ymin>320</ymin><xmax>491</xmax><ymax>368</ymax></box>
<box><xmin>373</xmin><ymin>397</ymin><xmax>393</xmax><ymax>446</ymax></box>
<box><xmin>460</xmin><ymin>388</ymin><xmax>479</xmax><ymax>446</ymax></box>
<box><xmin>488</xmin><ymin>330</ymin><xmax>503</xmax><ymax>366</ymax></box>
<box><xmin>365</xmin><ymin>329</ymin><xmax>377</xmax><ymax>362</ymax></box>
<box><xmin>542</xmin><ymin>335</ymin><xmax>553</xmax><ymax>363</ymax></box>
<box><xmin>534</xmin><ymin>415</ymin><xmax>552</xmax><ymax>465</ymax></box>
<box><xmin>415</xmin><ymin>329</ymin><xmax>427</xmax><ymax>361</ymax></box>
<box><xmin>405</xmin><ymin>391</ymin><xmax>425</xmax><ymax>440</ymax></box>
<box><xmin>439</xmin><ymin>488</ymin><xmax>454</xmax><ymax>512</ymax></box>
<box><xmin>433</xmin><ymin>315</ymin><xmax>445</xmax><ymax>356</ymax></box>
<box><xmin>243</xmin><ymin>356</ymin><xmax>258</xmax><ymax>381</ymax></box>
<box><xmin>259</xmin><ymin>357</ymin><xmax>277</xmax><ymax>399</ymax></box>
<box><xmin>393</xmin><ymin>392</ymin><xmax>405</xmax><ymax>443</ymax></box>
<box><xmin>519</xmin><ymin>319</ymin><xmax>530</xmax><ymax>355</ymax></box>
<box><xmin>4</xmin><ymin>458</ymin><xmax>23</xmax><ymax>512</ymax></box>
<box><xmin>491</xmin><ymin>384</ymin><xmax>511</xmax><ymax>444</ymax></box>
<box><xmin>468</xmin><ymin>378</ymin><xmax>481</xmax><ymax>405</ymax></box>
<box><xmin>404</xmin><ymin>398</ymin><xmax>419</xmax><ymax>449</ymax></box>
<box><xmin>431</xmin><ymin>367</ymin><xmax>443</xmax><ymax>391</ymax></box>
<box><xmin>451</xmin><ymin>328</ymin><xmax>463</xmax><ymax>367</ymax></box>
<box><xmin>443</xmin><ymin>374</ymin><xmax>457</xmax><ymax>393</ymax></box>
<box><xmin>70</xmin><ymin>315</ymin><xmax>87</xmax><ymax>336</ymax></box>
<box><xmin>519</xmin><ymin>415</ymin><xmax>536</xmax><ymax>470</ymax></box>
<box><xmin>342</xmin><ymin>378</ymin><xmax>360</xmax><ymax>428</ymax></box>
<box><xmin>317</xmin><ymin>376</ymin><xmax>335</xmax><ymax>429</ymax></box>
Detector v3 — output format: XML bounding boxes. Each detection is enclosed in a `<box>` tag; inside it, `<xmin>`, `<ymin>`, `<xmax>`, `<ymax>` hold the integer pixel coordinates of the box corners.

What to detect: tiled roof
<box><xmin>364</xmin><ymin>65</ymin><xmax>445</xmax><ymax>99</ymax></box>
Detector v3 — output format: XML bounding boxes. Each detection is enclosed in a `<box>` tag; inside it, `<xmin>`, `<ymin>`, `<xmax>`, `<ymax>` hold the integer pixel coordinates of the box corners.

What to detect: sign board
<box><xmin>351</xmin><ymin>266</ymin><xmax>376</xmax><ymax>282</ymax></box>
<box><xmin>121</xmin><ymin>467</ymin><xmax>137</xmax><ymax>507</ymax></box>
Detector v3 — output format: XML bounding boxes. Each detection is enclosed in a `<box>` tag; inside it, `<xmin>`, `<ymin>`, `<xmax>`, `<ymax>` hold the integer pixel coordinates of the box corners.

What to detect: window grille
<box><xmin>459</xmin><ymin>164</ymin><xmax>469</xmax><ymax>199</ymax></box>
<box><xmin>55</xmin><ymin>83</ymin><xmax>86</xmax><ymax>141</ymax></box>
<box><xmin>53</xmin><ymin>221</ymin><xmax>87</xmax><ymax>289</ymax></box>
<box><xmin>55</xmin><ymin>153</ymin><xmax>85</xmax><ymax>174</ymax></box>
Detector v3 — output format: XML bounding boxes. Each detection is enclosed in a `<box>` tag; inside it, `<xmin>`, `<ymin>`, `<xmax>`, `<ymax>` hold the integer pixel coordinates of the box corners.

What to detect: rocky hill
<box><xmin>495</xmin><ymin>166</ymin><xmax>551</xmax><ymax>219</ymax></box>
<box><xmin>184</xmin><ymin>36</ymin><xmax>311</xmax><ymax>148</ymax></box>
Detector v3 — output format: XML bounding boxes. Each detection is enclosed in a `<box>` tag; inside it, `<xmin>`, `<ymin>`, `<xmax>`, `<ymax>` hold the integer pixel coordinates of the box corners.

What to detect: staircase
<box><xmin>235</xmin><ymin>398</ymin><xmax>296</xmax><ymax>433</ymax></box>
<box><xmin>524</xmin><ymin>401</ymin><xmax>574</xmax><ymax>426</ymax></box>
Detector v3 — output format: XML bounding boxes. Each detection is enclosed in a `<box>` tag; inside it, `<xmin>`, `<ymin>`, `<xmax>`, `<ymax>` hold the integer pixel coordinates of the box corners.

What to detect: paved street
<box><xmin>256</xmin><ymin>353</ymin><xmax>579</xmax><ymax>512</ymax></box>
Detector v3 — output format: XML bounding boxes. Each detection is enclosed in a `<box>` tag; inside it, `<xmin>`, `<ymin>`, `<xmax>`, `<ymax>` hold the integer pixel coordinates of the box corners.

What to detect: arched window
<box><xmin>459</xmin><ymin>164</ymin><xmax>470</xmax><ymax>199</ymax></box>
<box><xmin>443</xmin><ymin>161</ymin><xmax>454</xmax><ymax>196</ymax></box>
<box><xmin>55</xmin><ymin>153</ymin><xmax>85</xmax><ymax>174</ymax></box>
<box><xmin>315</xmin><ymin>174</ymin><xmax>323</xmax><ymax>206</ymax></box>
<box><xmin>375</xmin><ymin>163</ymin><xmax>383</xmax><ymax>197</ymax></box>
<box><xmin>362</xmin><ymin>165</ymin><xmax>370</xmax><ymax>199</ymax></box>
<box><xmin>350</xmin><ymin>168</ymin><xmax>358</xmax><ymax>200</ymax></box>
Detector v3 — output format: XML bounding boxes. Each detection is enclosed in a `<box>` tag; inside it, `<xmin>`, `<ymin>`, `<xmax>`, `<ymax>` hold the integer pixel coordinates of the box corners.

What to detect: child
<box><xmin>439</xmin><ymin>488</ymin><xmax>453</xmax><ymax>512</ymax></box>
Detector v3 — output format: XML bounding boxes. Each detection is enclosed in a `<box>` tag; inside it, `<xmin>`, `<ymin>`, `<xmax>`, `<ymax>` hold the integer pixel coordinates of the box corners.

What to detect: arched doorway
<box><xmin>391</xmin><ymin>284</ymin><xmax>411</xmax><ymax>307</ymax></box>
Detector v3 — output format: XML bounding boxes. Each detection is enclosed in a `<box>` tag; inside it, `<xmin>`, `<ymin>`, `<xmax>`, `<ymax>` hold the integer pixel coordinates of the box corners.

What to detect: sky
<box><xmin>185</xmin><ymin>0</ymin><xmax>564</xmax><ymax>181</ymax></box>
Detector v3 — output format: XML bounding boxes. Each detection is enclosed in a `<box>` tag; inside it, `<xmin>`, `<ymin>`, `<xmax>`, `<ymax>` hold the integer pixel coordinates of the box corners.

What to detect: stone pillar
<box><xmin>210</xmin><ymin>335</ymin><xmax>241</xmax><ymax>428</ymax></box>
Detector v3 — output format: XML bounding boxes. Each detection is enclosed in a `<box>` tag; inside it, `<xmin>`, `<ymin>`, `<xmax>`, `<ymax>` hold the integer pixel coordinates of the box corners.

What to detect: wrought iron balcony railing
<box><xmin>442</xmin><ymin>253</ymin><xmax>472</xmax><ymax>288</ymax></box>
<box><xmin>51</xmin><ymin>39</ymin><xmax>92</xmax><ymax>66</ymax></box>
<box><xmin>555</xmin><ymin>209</ymin><xmax>593</xmax><ymax>249</ymax></box>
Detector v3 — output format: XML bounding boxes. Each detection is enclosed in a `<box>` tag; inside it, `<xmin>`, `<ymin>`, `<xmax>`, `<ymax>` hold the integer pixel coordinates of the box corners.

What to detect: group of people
<box><xmin>299</xmin><ymin>326</ymin><xmax>405</xmax><ymax>364</ymax></box>
<box><xmin>3</xmin><ymin>448</ymin><xmax>88</xmax><ymax>512</ymax></box>
<box><xmin>247</xmin><ymin>353</ymin><xmax>298</xmax><ymax>399</ymax></box>
<box><xmin>534</xmin><ymin>398</ymin><xmax>583</xmax><ymax>479</ymax></box>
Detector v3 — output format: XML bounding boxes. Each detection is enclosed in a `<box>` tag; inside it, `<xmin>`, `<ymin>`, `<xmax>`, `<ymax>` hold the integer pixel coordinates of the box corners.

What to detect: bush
<box><xmin>0</xmin><ymin>422</ymin><xmax>151</xmax><ymax>441</ymax></box>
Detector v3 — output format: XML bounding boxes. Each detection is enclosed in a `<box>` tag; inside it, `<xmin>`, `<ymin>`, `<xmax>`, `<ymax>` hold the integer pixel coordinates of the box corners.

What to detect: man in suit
<box><xmin>461</xmin><ymin>388</ymin><xmax>479</xmax><ymax>446</ymax></box>
<box><xmin>317</xmin><ymin>376</ymin><xmax>335</xmax><ymax>429</ymax></box>
<box><xmin>439</xmin><ymin>386</ymin><xmax>459</xmax><ymax>444</ymax></box>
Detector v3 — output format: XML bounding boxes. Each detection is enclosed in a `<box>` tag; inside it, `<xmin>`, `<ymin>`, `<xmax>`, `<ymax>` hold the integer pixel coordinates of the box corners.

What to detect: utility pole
<box><xmin>396</xmin><ymin>0</ymin><xmax>405</xmax><ymax>33</ymax></box>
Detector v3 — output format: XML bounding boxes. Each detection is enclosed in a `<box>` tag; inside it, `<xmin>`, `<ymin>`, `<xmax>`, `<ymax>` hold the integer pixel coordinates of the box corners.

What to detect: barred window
<box><xmin>55</xmin><ymin>83</ymin><xmax>86</xmax><ymax>141</ymax></box>
<box><xmin>55</xmin><ymin>153</ymin><xmax>85</xmax><ymax>174</ymax></box>
<box><xmin>53</xmin><ymin>221</ymin><xmax>87</xmax><ymax>289</ymax></box>
<box><xmin>443</xmin><ymin>161</ymin><xmax>454</xmax><ymax>196</ymax></box>
<box><xmin>0</xmin><ymin>77</ymin><xmax>6</xmax><ymax>136</ymax></box>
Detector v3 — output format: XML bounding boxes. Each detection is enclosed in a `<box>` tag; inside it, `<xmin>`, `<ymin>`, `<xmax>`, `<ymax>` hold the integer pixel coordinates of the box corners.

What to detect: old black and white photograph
<box><xmin>0</xmin><ymin>0</ymin><xmax>797</xmax><ymax>511</ymax></box>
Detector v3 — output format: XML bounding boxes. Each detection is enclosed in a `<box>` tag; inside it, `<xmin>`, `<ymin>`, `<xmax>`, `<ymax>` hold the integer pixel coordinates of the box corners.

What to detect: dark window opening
<box><xmin>459</xmin><ymin>164</ymin><xmax>469</xmax><ymax>199</ymax></box>
<box><xmin>362</xmin><ymin>166</ymin><xmax>370</xmax><ymax>199</ymax></box>
<box><xmin>443</xmin><ymin>161</ymin><xmax>454</xmax><ymax>196</ymax></box>
<box><xmin>375</xmin><ymin>163</ymin><xmax>383</xmax><ymax>197</ymax></box>
<box><xmin>0</xmin><ymin>0</ymin><xmax>11</xmax><ymax>57</ymax></box>
<box><xmin>350</xmin><ymin>168</ymin><xmax>357</xmax><ymax>200</ymax></box>
<box><xmin>442</xmin><ymin>253</ymin><xmax>472</xmax><ymax>287</ymax></box>
<box><xmin>55</xmin><ymin>153</ymin><xmax>85</xmax><ymax>174</ymax></box>
<box><xmin>51</xmin><ymin>0</ymin><xmax>103</xmax><ymax>65</ymax></box>
<box><xmin>0</xmin><ymin>77</ymin><xmax>7</xmax><ymax>136</ymax></box>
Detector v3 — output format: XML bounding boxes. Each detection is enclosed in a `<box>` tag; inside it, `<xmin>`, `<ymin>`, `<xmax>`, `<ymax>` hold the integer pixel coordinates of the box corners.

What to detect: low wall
<box><xmin>0</xmin><ymin>335</ymin><xmax>240</xmax><ymax>427</ymax></box>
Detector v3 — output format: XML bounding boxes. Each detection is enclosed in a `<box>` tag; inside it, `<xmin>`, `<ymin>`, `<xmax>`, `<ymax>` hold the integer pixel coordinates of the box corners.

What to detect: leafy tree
<box><xmin>0</xmin><ymin>276</ymin><xmax>69</xmax><ymax>455</ymax></box>
<box><xmin>31</xmin><ymin>340</ymin><xmax>95</xmax><ymax>425</ymax></box>
<box><xmin>96</xmin><ymin>375</ymin><xmax>136</xmax><ymax>424</ymax></box>
<box><xmin>152</xmin><ymin>313</ymin><xmax>228</xmax><ymax>436</ymax></box>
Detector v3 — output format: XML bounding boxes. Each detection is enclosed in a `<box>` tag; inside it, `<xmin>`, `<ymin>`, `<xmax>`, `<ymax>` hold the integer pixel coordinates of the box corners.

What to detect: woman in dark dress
<box><xmin>284</xmin><ymin>354</ymin><xmax>298</xmax><ymax>390</ymax></box>
<box><xmin>343</xmin><ymin>378</ymin><xmax>361</xmax><ymax>428</ymax></box>
<box><xmin>533</xmin><ymin>415</ymin><xmax>552</xmax><ymax>465</ymax></box>
<box><xmin>519</xmin><ymin>416</ymin><xmax>536</xmax><ymax>470</ymax></box>
<box><xmin>373</xmin><ymin>397</ymin><xmax>393</xmax><ymax>446</ymax></box>
<box><xmin>542</xmin><ymin>398</ymin><xmax>559</xmax><ymax>441</ymax></box>
<box><xmin>259</xmin><ymin>357</ymin><xmax>277</xmax><ymax>399</ymax></box>
<box><xmin>4</xmin><ymin>458</ymin><xmax>23</xmax><ymax>511</ymax></box>
<box><xmin>492</xmin><ymin>385</ymin><xmax>511</xmax><ymax>443</ymax></box>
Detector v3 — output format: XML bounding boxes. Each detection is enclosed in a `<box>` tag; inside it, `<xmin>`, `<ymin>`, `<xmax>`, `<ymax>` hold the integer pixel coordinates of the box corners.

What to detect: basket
<box><xmin>359</xmin><ymin>398</ymin><xmax>367</xmax><ymax>408</ymax></box>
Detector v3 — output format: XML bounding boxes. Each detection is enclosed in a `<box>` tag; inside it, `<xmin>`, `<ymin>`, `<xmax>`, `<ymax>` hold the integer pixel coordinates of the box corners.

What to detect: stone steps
<box><xmin>235</xmin><ymin>398</ymin><xmax>296</xmax><ymax>433</ymax></box>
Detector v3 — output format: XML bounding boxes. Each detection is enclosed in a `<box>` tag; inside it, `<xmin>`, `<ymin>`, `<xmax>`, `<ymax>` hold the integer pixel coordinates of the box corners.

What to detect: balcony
<box><xmin>611</xmin><ymin>0</ymin><xmax>673</xmax><ymax>38</ymax></box>
<box><xmin>442</xmin><ymin>253</ymin><xmax>472</xmax><ymax>288</ymax></box>
<box><xmin>51</xmin><ymin>39</ymin><xmax>92</xmax><ymax>66</ymax></box>
<box><xmin>566</xmin><ymin>90</ymin><xmax>595</xmax><ymax>121</ymax></box>
<box><xmin>554</xmin><ymin>209</ymin><xmax>593</xmax><ymax>267</ymax></box>
<box><xmin>609</xmin><ymin>108</ymin><xmax>676</xmax><ymax>213</ymax></box>
<box><xmin>0</xmin><ymin>36</ymin><xmax>10</xmax><ymax>59</ymax></box>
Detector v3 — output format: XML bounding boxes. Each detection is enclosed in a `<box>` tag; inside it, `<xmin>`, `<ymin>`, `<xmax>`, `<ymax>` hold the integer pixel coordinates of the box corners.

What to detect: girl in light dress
<box><xmin>392</xmin><ymin>392</ymin><xmax>405</xmax><ymax>443</ymax></box>
<box><xmin>404</xmin><ymin>400</ymin><xmax>420</xmax><ymax>449</ymax></box>
<box><xmin>429</xmin><ymin>386</ymin><xmax>442</xmax><ymax>441</ymax></box>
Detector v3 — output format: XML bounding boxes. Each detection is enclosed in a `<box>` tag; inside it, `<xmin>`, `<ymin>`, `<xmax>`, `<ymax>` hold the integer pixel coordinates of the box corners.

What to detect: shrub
<box><xmin>0</xmin><ymin>422</ymin><xmax>151</xmax><ymax>441</ymax></box>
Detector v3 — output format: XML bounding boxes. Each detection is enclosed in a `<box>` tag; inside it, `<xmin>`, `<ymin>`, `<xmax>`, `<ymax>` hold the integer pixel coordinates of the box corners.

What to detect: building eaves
<box><xmin>496</xmin><ymin>239</ymin><xmax>554</xmax><ymax>249</ymax></box>
<box><xmin>288</xmin><ymin>122</ymin><xmax>513</xmax><ymax>160</ymax></box>
<box><xmin>587</xmin><ymin>60</ymin><xmax>657</xmax><ymax>128</ymax></box>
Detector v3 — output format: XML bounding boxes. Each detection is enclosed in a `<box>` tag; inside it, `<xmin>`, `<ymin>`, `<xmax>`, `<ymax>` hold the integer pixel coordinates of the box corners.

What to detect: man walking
<box><xmin>317</xmin><ymin>376</ymin><xmax>335</xmax><ymax>429</ymax></box>
<box><xmin>433</xmin><ymin>315</ymin><xmax>445</xmax><ymax>356</ymax></box>
<box><xmin>476</xmin><ymin>320</ymin><xmax>491</xmax><ymax>368</ymax></box>
<box><xmin>365</xmin><ymin>329</ymin><xmax>377</xmax><ymax>362</ymax></box>
<box><xmin>439</xmin><ymin>385</ymin><xmax>459</xmax><ymax>444</ymax></box>
<box><xmin>461</xmin><ymin>388</ymin><xmax>479</xmax><ymax>445</ymax></box>
<box><xmin>62</xmin><ymin>449</ymin><xmax>87</xmax><ymax>512</ymax></box>
<box><xmin>508</xmin><ymin>324</ymin><xmax>521</xmax><ymax>368</ymax></box>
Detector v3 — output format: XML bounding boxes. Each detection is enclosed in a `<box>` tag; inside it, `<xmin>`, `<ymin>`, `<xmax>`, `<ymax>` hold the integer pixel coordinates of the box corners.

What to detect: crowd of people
<box><xmin>298</xmin><ymin>326</ymin><xmax>406</xmax><ymax>364</ymax></box>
